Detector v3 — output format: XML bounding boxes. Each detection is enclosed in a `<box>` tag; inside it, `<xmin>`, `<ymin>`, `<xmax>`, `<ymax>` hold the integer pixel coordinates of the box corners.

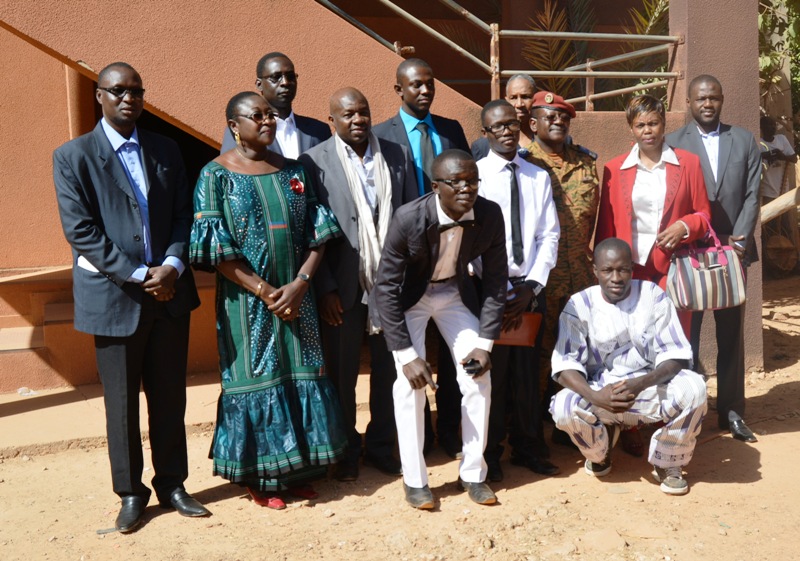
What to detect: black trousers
<box><xmin>691</xmin><ymin>303</ymin><xmax>746</xmax><ymax>427</ymax></box>
<box><xmin>321</xmin><ymin>301</ymin><xmax>396</xmax><ymax>461</ymax></box>
<box><xmin>94</xmin><ymin>298</ymin><xmax>191</xmax><ymax>502</ymax></box>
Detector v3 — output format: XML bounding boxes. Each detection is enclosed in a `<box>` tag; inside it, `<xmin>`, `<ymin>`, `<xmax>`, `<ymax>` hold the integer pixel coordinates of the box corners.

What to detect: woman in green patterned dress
<box><xmin>190</xmin><ymin>92</ymin><xmax>346</xmax><ymax>509</ymax></box>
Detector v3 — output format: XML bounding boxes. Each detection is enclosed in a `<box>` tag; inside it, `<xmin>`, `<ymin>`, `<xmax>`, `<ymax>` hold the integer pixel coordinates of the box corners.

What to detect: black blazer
<box><xmin>470</xmin><ymin>137</ymin><xmax>490</xmax><ymax>161</ymax></box>
<box><xmin>299</xmin><ymin>136</ymin><xmax>418</xmax><ymax>311</ymax></box>
<box><xmin>372</xmin><ymin>193</ymin><xmax>508</xmax><ymax>351</ymax></box>
<box><xmin>373</xmin><ymin>112</ymin><xmax>470</xmax><ymax>155</ymax></box>
<box><xmin>666</xmin><ymin>122</ymin><xmax>762</xmax><ymax>262</ymax></box>
<box><xmin>53</xmin><ymin>122</ymin><xmax>199</xmax><ymax>337</ymax></box>
<box><xmin>220</xmin><ymin>113</ymin><xmax>331</xmax><ymax>154</ymax></box>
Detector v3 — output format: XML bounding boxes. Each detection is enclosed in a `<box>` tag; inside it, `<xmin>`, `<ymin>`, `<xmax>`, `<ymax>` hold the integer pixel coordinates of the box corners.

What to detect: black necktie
<box><xmin>415</xmin><ymin>122</ymin><xmax>435</xmax><ymax>194</ymax></box>
<box><xmin>508</xmin><ymin>162</ymin><xmax>524</xmax><ymax>265</ymax></box>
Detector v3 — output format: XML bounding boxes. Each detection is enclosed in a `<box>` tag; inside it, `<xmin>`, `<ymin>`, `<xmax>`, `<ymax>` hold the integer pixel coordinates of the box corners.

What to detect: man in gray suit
<box><xmin>299</xmin><ymin>88</ymin><xmax>417</xmax><ymax>481</ymax></box>
<box><xmin>220</xmin><ymin>52</ymin><xmax>330</xmax><ymax>155</ymax></box>
<box><xmin>53</xmin><ymin>62</ymin><xmax>208</xmax><ymax>533</ymax></box>
<box><xmin>666</xmin><ymin>74</ymin><xmax>761</xmax><ymax>443</ymax></box>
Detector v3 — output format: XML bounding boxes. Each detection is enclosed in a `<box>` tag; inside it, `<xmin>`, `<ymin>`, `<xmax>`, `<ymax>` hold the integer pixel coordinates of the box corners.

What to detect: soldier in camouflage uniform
<box><xmin>525</xmin><ymin>92</ymin><xmax>599</xmax><ymax>422</ymax></box>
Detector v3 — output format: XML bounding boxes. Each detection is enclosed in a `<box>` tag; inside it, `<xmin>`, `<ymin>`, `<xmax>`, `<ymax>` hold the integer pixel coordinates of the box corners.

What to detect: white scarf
<box><xmin>334</xmin><ymin>132</ymin><xmax>392</xmax><ymax>333</ymax></box>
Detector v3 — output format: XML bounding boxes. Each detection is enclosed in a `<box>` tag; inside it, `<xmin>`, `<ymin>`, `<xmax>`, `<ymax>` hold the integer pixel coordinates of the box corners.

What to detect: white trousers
<box><xmin>393</xmin><ymin>279</ymin><xmax>491</xmax><ymax>487</ymax></box>
<box><xmin>550</xmin><ymin>369</ymin><xmax>707</xmax><ymax>468</ymax></box>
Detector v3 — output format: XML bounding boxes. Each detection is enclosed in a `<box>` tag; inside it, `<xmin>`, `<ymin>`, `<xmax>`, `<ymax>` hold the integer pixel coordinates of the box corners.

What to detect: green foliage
<box><xmin>521</xmin><ymin>0</ymin><xmax>578</xmax><ymax>95</ymax></box>
<box><xmin>759</xmin><ymin>0</ymin><xmax>800</xmax><ymax>117</ymax></box>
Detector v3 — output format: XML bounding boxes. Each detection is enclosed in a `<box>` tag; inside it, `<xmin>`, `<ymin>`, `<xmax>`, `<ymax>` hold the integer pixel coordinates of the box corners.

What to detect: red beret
<box><xmin>531</xmin><ymin>91</ymin><xmax>576</xmax><ymax>118</ymax></box>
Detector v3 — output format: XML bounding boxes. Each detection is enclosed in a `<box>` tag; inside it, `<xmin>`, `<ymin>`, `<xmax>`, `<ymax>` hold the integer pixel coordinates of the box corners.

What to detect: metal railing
<box><xmin>319</xmin><ymin>0</ymin><xmax>683</xmax><ymax>109</ymax></box>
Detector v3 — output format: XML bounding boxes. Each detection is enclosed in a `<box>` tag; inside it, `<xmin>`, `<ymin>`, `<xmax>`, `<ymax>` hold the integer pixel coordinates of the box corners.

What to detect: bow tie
<box><xmin>438</xmin><ymin>220</ymin><xmax>476</xmax><ymax>233</ymax></box>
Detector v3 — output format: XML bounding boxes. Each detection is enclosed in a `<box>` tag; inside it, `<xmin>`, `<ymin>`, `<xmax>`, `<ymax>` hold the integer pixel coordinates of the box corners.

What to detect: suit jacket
<box><xmin>53</xmin><ymin>122</ymin><xmax>199</xmax><ymax>337</ymax></box>
<box><xmin>373</xmin><ymin>112</ymin><xmax>470</xmax><ymax>155</ymax></box>
<box><xmin>373</xmin><ymin>193</ymin><xmax>508</xmax><ymax>351</ymax></box>
<box><xmin>219</xmin><ymin>113</ymin><xmax>331</xmax><ymax>154</ymax></box>
<box><xmin>596</xmin><ymin>147</ymin><xmax>711</xmax><ymax>280</ymax></box>
<box><xmin>471</xmin><ymin>137</ymin><xmax>490</xmax><ymax>161</ymax></box>
<box><xmin>666</xmin><ymin>122</ymin><xmax>762</xmax><ymax>262</ymax></box>
<box><xmin>299</xmin><ymin>136</ymin><xmax>418</xmax><ymax>311</ymax></box>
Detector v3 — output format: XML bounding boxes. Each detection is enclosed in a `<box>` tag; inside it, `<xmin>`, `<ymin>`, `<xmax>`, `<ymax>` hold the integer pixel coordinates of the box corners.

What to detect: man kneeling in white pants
<box><xmin>372</xmin><ymin>150</ymin><xmax>508</xmax><ymax>509</ymax></box>
<box><xmin>549</xmin><ymin>238</ymin><xmax>707</xmax><ymax>495</ymax></box>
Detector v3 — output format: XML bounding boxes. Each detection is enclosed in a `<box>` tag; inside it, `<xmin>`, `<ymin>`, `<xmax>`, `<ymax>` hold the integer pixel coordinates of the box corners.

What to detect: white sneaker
<box><xmin>652</xmin><ymin>466</ymin><xmax>689</xmax><ymax>495</ymax></box>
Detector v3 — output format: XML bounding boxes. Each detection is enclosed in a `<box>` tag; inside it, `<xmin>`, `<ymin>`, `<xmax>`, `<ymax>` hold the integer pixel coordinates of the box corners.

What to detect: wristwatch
<box><xmin>297</xmin><ymin>272</ymin><xmax>311</xmax><ymax>282</ymax></box>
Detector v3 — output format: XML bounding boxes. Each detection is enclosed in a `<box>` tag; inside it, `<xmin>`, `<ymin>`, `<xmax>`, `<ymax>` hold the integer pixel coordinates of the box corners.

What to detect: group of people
<box><xmin>52</xmin><ymin>50</ymin><xmax>761</xmax><ymax>530</ymax></box>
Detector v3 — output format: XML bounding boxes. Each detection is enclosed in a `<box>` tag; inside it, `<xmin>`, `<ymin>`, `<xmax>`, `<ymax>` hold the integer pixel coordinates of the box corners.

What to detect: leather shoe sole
<box><xmin>730</xmin><ymin>419</ymin><xmax>758</xmax><ymax>443</ymax></box>
<box><xmin>363</xmin><ymin>453</ymin><xmax>402</xmax><ymax>476</ymax></box>
<box><xmin>459</xmin><ymin>479</ymin><xmax>497</xmax><ymax>505</ymax></box>
<box><xmin>116</xmin><ymin>495</ymin><xmax>147</xmax><ymax>533</ymax></box>
<box><xmin>160</xmin><ymin>489</ymin><xmax>210</xmax><ymax>517</ymax></box>
<box><xmin>403</xmin><ymin>483</ymin><xmax>434</xmax><ymax>509</ymax></box>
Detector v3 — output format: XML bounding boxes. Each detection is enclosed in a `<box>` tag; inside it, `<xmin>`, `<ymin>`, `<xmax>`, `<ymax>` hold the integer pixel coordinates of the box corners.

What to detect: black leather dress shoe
<box><xmin>116</xmin><ymin>495</ymin><xmax>147</xmax><ymax>533</ymax></box>
<box><xmin>730</xmin><ymin>419</ymin><xmax>758</xmax><ymax>443</ymax></box>
<box><xmin>160</xmin><ymin>489</ymin><xmax>211</xmax><ymax>517</ymax></box>
<box><xmin>439</xmin><ymin>433</ymin><xmax>463</xmax><ymax>460</ymax></box>
<box><xmin>510</xmin><ymin>455</ymin><xmax>561</xmax><ymax>476</ymax></box>
<box><xmin>458</xmin><ymin>479</ymin><xmax>497</xmax><ymax>505</ymax></box>
<box><xmin>335</xmin><ymin>459</ymin><xmax>359</xmax><ymax>481</ymax></box>
<box><xmin>403</xmin><ymin>483</ymin><xmax>434</xmax><ymax>509</ymax></box>
<box><xmin>363</xmin><ymin>453</ymin><xmax>402</xmax><ymax>476</ymax></box>
<box><xmin>486</xmin><ymin>459</ymin><xmax>504</xmax><ymax>483</ymax></box>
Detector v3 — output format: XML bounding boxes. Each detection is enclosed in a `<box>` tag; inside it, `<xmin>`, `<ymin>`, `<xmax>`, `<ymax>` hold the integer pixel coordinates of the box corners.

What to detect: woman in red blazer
<box><xmin>597</xmin><ymin>95</ymin><xmax>711</xmax><ymax>304</ymax></box>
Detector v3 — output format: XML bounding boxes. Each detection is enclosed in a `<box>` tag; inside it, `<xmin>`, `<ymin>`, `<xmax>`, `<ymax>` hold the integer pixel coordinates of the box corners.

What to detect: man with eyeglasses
<box><xmin>52</xmin><ymin>62</ymin><xmax>209</xmax><ymax>533</ymax></box>
<box><xmin>476</xmin><ymin>99</ymin><xmax>560</xmax><ymax>482</ymax></box>
<box><xmin>220</xmin><ymin>52</ymin><xmax>330</xmax><ymax>157</ymax></box>
<box><xmin>471</xmin><ymin>74</ymin><xmax>537</xmax><ymax>161</ymax></box>
<box><xmin>372</xmin><ymin>149</ymin><xmax>507</xmax><ymax>509</ymax></box>
<box><xmin>525</xmin><ymin>91</ymin><xmax>601</xmax><ymax>452</ymax></box>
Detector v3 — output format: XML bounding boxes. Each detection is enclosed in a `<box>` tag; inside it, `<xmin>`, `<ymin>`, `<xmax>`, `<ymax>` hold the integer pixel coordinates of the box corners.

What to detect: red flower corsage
<box><xmin>290</xmin><ymin>177</ymin><xmax>304</xmax><ymax>194</ymax></box>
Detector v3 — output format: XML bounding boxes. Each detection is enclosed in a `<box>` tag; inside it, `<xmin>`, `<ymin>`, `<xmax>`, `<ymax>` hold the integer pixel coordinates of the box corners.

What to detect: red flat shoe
<box><xmin>288</xmin><ymin>484</ymin><xmax>319</xmax><ymax>500</ymax></box>
<box><xmin>247</xmin><ymin>487</ymin><xmax>286</xmax><ymax>510</ymax></box>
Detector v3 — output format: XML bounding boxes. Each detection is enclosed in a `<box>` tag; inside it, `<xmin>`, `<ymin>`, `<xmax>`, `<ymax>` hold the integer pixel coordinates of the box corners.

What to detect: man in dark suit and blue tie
<box><xmin>373</xmin><ymin>59</ymin><xmax>470</xmax><ymax>456</ymax></box>
<box><xmin>220</xmin><ymin>52</ymin><xmax>330</xmax><ymax>156</ymax></box>
<box><xmin>666</xmin><ymin>74</ymin><xmax>761</xmax><ymax>444</ymax></box>
<box><xmin>53</xmin><ymin>62</ymin><xmax>209</xmax><ymax>533</ymax></box>
<box><xmin>299</xmin><ymin>88</ymin><xmax>417</xmax><ymax>481</ymax></box>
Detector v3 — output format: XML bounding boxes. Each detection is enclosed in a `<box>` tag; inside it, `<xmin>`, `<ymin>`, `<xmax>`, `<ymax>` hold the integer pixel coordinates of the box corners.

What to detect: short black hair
<box><xmin>594</xmin><ymin>238</ymin><xmax>633</xmax><ymax>263</ymax></box>
<box><xmin>431</xmin><ymin>149</ymin><xmax>475</xmax><ymax>179</ymax></box>
<box><xmin>97</xmin><ymin>62</ymin><xmax>139</xmax><ymax>85</ymax></box>
<box><xmin>396</xmin><ymin>58</ymin><xmax>433</xmax><ymax>82</ymax></box>
<box><xmin>625</xmin><ymin>94</ymin><xmax>665</xmax><ymax>126</ymax></box>
<box><xmin>226</xmin><ymin>91</ymin><xmax>261</xmax><ymax>122</ymax></box>
<box><xmin>688</xmin><ymin>74</ymin><xmax>722</xmax><ymax>95</ymax></box>
<box><xmin>256</xmin><ymin>52</ymin><xmax>291</xmax><ymax>77</ymax></box>
<box><xmin>481</xmin><ymin>99</ymin><xmax>514</xmax><ymax>125</ymax></box>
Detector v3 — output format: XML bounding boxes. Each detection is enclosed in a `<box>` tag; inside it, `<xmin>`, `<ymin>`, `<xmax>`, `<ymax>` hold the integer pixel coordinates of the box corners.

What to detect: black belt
<box><xmin>429</xmin><ymin>276</ymin><xmax>454</xmax><ymax>284</ymax></box>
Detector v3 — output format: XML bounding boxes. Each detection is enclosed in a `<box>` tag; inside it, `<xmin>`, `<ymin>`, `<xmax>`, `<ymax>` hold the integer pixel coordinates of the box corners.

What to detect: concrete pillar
<box><xmin>669</xmin><ymin>0</ymin><xmax>764</xmax><ymax>372</ymax></box>
<box><xmin>64</xmin><ymin>64</ymin><xmax>96</xmax><ymax>140</ymax></box>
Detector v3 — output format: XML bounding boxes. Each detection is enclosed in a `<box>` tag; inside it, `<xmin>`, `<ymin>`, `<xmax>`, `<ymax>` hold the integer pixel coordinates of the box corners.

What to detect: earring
<box><xmin>234</xmin><ymin>130</ymin><xmax>241</xmax><ymax>146</ymax></box>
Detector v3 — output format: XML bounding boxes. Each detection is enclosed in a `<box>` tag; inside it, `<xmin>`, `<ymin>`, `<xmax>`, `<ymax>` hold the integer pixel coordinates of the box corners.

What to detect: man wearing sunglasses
<box><xmin>372</xmin><ymin>149</ymin><xmax>507</xmax><ymax>509</ymax></box>
<box><xmin>476</xmin><ymin>99</ymin><xmax>561</xmax><ymax>482</ymax></box>
<box><xmin>220</xmin><ymin>52</ymin><xmax>330</xmax><ymax>157</ymax></box>
<box><xmin>52</xmin><ymin>62</ymin><xmax>208</xmax><ymax>533</ymax></box>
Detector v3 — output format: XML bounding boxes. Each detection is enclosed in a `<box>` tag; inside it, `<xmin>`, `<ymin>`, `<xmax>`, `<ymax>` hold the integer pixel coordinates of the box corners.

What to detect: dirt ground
<box><xmin>1</xmin><ymin>276</ymin><xmax>798</xmax><ymax>561</ymax></box>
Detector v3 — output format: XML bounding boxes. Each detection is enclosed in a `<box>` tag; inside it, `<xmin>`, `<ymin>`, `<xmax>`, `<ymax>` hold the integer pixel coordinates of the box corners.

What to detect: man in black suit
<box><xmin>373</xmin><ymin>58</ymin><xmax>470</xmax><ymax>456</ymax></box>
<box><xmin>220</xmin><ymin>52</ymin><xmax>330</xmax><ymax>156</ymax></box>
<box><xmin>299</xmin><ymin>88</ymin><xmax>417</xmax><ymax>481</ymax></box>
<box><xmin>53</xmin><ymin>62</ymin><xmax>208</xmax><ymax>533</ymax></box>
<box><xmin>666</xmin><ymin>74</ymin><xmax>761</xmax><ymax>443</ymax></box>
<box><xmin>373</xmin><ymin>149</ymin><xmax>507</xmax><ymax>509</ymax></box>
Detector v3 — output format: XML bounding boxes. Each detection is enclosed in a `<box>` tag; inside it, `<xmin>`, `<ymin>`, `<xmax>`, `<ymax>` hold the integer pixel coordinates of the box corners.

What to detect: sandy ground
<box><xmin>1</xmin><ymin>276</ymin><xmax>798</xmax><ymax>561</ymax></box>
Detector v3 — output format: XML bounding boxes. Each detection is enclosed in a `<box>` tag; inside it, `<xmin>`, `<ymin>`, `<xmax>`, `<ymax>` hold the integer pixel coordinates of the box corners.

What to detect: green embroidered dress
<box><xmin>190</xmin><ymin>160</ymin><xmax>346</xmax><ymax>490</ymax></box>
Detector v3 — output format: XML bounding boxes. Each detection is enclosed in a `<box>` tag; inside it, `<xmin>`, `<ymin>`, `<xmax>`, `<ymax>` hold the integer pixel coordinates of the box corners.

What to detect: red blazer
<box><xmin>596</xmin><ymin>147</ymin><xmax>711</xmax><ymax>279</ymax></box>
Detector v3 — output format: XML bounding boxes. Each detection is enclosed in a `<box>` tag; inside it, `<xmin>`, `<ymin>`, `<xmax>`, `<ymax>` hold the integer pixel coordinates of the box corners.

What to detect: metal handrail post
<box><xmin>373</xmin><ymin>0</ymin><xmax>491</xmax><ymax>73</ymax></box>
<box><xmin>585</xmin><ymin>58</ymin><xmax>595</xmax><ymax>111</ymax></box>
<box><xmin>490</xmin><ymin>23</ymin><xmax>500</xmax><ymax>100</ymax></box>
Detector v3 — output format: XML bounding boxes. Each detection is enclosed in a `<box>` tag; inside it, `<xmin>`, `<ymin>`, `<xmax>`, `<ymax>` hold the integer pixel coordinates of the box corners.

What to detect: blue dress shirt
<box><xmin>398</xmin><ymin>109</ymin><xmax>443</xmax><ymax>196</ymax></box>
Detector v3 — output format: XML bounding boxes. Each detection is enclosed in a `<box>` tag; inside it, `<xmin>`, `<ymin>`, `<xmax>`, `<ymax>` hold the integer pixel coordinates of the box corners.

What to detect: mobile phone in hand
<box><xmin>463</xmin><ymin>359</ymin><xmax>481</xmax><ymax>376</ymax></box>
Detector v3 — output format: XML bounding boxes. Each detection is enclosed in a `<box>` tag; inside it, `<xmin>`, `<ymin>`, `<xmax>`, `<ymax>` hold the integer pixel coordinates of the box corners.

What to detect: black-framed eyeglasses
<box><xmin>259</xmin><ymin>71</ymin><xmax>298</xmax><ymax>84</ymax></box>
<box><xmin>434</xmin><ymin>178</ymin><xmax>481</xmax><ymax>192</ymax></box>
<box><xmin>536</xmin><ymin>113</ymin><xmax>571</xmax><ymax>124</ymax></box>
<box><xmin>483</xmin><ymin>120</ymin><xmax>522</xmax><ymax>135</ymax></box>
<box><xmin>235</xmin><ymin>111</ymin><xmax>277</xmax><ymax>124</ymax></box>
<box><xmin>98</xmin><ymin>86</ymin><xmax>145</xmax><ymax>100</ymax></box>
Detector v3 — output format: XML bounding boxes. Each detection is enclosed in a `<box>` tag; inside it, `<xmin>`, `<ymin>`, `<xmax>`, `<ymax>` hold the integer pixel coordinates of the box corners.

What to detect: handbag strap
<box><xmin>683</xmin><ymin>212</ymin><xmax>729</xmax><ymax>268</ymax></box>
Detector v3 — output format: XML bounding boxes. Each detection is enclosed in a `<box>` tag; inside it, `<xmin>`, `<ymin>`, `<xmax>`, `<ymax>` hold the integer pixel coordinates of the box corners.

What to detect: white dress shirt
<box><xmin>275</xmin><ymin>111</ymin><xmax>300</xmax><ymax>159</ymax></box>
<box><xmin>620</xmin><ymin>144</ymin><xmax>679</xmax><ymax>266</ymax></box>
<box><xmin>341</xmin><ymin>140</ymin><xmax>376</xmax><ymax>212</ymax></box>
<box><xmin>476</xmin><ymin>150</ymin><xmax>560</xmax><ymax>288</ymax></box>
<box><xmin>697</xmin><ymin>123</ymin><xmax>720</xmax><ymax>182</ymax></box>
